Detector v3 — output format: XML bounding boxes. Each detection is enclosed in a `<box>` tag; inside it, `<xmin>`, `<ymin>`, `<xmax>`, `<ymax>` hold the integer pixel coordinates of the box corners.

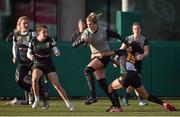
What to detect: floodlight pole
<box><xmin>122</xmin><ymin>0</ymin><xmax>135</xmax><ymax>12</ymax></box>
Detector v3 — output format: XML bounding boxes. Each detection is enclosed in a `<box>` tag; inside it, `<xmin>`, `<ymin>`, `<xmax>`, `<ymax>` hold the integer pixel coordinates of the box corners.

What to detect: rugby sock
<box><xmin>84</xmin><ymin>67</ymin><xmax>96</xmax><ymax>98</ymax></box>
<box><xmin>86</xmin><ymin>75</ymin><xmax>96</xmax><ymax>98</ymax></box>
<box><xmin>34</xmin><ymin>95</ymin><xmax>40</xmax><ymax>101</ymax></box>
<box><xmin>98</xmin><ymin>79</ymin><xmax>120</xmax><ymax>107</ymax></box>
<box><xmin>24</xmin><ymin>91</ymin><xmax>28</xmax><ymax>102</ymax></box>
<box><xmin>110</xmin><ymin>91</ymin><xmax>121</xmax><ymax>107</ymax></box>
<box><xmin>39</xmin><ymin>78</ymin><xmax>48</xmax><ymax>102</ymax></box>
<box><xmin>148</xmin><ymin>94</ymin><xmax>163</xmax><ymax>105</ymax></box>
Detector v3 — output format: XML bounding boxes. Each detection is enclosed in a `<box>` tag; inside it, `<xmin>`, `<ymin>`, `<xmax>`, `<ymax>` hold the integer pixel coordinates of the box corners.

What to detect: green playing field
<box><xmin>0</xmin><ymin>99</ymin><xmax>180</xmax><ymax>116</ymax></box>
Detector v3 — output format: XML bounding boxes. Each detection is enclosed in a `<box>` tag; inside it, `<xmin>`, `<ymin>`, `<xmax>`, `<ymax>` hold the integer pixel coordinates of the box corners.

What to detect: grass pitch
<box><xmin>0</xmin><ymin>99</ymin><xmax>180</xmax><ymax>116</ymax></box>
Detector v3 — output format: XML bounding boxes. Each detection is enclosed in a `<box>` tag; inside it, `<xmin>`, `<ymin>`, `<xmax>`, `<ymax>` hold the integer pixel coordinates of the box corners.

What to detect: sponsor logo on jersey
<box><xmin>26</xmin><ymin>36</ymin><xmax>31</xmax><ymax>41</ymax></box>
<box><xmin>17</xmin><ymin>36</ymin><xmax>22</xmax><ymax>41</ymax></box>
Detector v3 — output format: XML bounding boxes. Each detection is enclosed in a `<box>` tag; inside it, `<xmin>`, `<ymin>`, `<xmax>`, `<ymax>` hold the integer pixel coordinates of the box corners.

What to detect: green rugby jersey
<box><xmin>13</xmin><ymin>30</ymin><xmax>34</xmax><ymax>63</ymax></box>
<box><xmin>29</xmin><ymin>36</ymin><xmax>56</xmax><ymax>65</ymax></box>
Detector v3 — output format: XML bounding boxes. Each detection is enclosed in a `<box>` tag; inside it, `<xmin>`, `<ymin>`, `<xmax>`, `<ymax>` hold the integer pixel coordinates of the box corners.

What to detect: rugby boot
<box><xmin>84</xmin><ymin>97</ymin><xmax>97</xmax><ymax>105</ymax></box>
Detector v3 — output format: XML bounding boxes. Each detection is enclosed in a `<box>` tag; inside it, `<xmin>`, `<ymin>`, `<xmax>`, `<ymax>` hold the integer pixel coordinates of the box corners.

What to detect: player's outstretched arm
<box><xmin>72</xmin><ymin>39</ymin><xmax>85</xmax><ymax>48</ymax></box>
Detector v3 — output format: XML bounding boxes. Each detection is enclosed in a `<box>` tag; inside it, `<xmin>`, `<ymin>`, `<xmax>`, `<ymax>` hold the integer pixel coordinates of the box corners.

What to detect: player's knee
<box><xmin>117</xmin><ymin>74</ymin><xmax>127</xmax><ymax>87</ymax></box>
<box><xmin>83</xmin><ymin>67</ymin><xmax>95</xmax><ymax>76</ymax></box>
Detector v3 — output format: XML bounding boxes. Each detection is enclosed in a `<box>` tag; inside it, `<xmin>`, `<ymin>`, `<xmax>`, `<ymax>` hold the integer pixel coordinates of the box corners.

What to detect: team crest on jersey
<box><xmin>26</xmin><ymin>36</ymin><xmax>30</xmax><ymax>41</ymax></box>
<box><xmin>17</xmin><ymin>36</ymin><xmax>22</xmax><ymax>41</ymax></box>
<box><xmin>45</xmin><ymin>42</ymin><xmax>50</xmax><ymax>48</ymax></box>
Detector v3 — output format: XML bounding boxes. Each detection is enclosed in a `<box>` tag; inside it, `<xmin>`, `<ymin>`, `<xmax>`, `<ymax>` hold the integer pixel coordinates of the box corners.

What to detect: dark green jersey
<box><xmin>29</xmin><ymin>36</ymin><xmax>56</xmax><ymax>65</ymax></box>
<box><xmin>13</xmin><ymin>30</ymin><xmax>35</xmax><ymax>63</ymax></box>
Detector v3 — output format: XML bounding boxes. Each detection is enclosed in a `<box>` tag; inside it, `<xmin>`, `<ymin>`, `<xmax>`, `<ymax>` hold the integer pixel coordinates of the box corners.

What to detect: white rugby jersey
<box><xmin>81</xmin><ymin>25</ymin><xmax>110</xmax><ymax>54</ymax></box>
